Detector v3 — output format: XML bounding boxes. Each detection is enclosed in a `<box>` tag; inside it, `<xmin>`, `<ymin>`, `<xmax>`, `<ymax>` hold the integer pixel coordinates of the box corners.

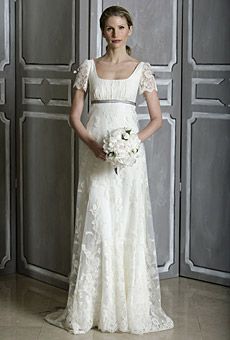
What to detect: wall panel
<box><xmin>180</xmin><ymin>0</ymin><xmax>230</xmax><ymax>286</ymax></box>
<box><xmin>16</xmin><ymin>0</ymin><xmax>80</xmax><ymax>288</ymax></box>
<box><xmin>0</xmin><ymin>0</ymin><xmax>16</xmax><ymax>275</ymax></box>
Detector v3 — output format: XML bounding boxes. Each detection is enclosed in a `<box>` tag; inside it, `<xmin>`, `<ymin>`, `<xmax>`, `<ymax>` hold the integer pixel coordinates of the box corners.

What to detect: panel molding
<box><xmin>0</xmin><ymin>112</ymin><xmax>11</xmax><ymax>269</ymax></box>
<box><xmin>19</xmin><ymin>112</ymin><xmax>75</xmax><ymax>282</ymax></box>
<box><xmin>22</xmin><ymin>78</ymin><xmax>72</xmax><ymax>106</ymax></box>
<box><xmin>0</xmin><ymin>0</ymin><xmax>10</xmax><ymax>71</ymax></box>
<box><xmin>160</xmin><ymin>79</ymin><xmax>173</xmax><ymax>106</ymax></box>
<box><xmin>188</xmin><ymin>0</ymin><xmax>230</xmax><ymax>71</ymax></box>
<box><xmin>191</xmin><ymin>78</ymin><xmax>225</xmax><ymax>106</ymax></box>
<box><xmin>186</xmin><ymin>111</ymin><xmax>230</xmax><ymax>279</ymax></box>
<box><xmin>138</xmin><ymin>112</ymin><xmax>176</xmax><ymax>272</ymax></box>
<box><xmin>0</xmin><ymin>78</ymin><xmax>6</xmax><ymax>104</ymax></box>
<box><xmin>22</xmin><ymin>78</ymin><xmax>43</xmax><ymax>105</ymax></box>
<box><xmin>47</xmin><ymin>79</ymin><xmax>72</xmax><ymax>106</ymax></box>
<box><xmin>18</xmin><ymin>0</ymin><xmax>76</xmax><ymax>71</ymax></box>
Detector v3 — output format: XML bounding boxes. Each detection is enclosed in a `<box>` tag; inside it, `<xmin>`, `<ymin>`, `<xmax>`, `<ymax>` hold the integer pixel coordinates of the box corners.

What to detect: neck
<box><xmin>104</xmin><ymin>46</ymin><xmax>129</xmax><ymax>63</ymax></box>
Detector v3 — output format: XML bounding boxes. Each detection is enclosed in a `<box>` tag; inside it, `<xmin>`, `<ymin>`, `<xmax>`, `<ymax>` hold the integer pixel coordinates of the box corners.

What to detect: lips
<box><xmin>112</xmin><ymin>40</ymin><xmax>122</xmax><ymax>43</ymax></box>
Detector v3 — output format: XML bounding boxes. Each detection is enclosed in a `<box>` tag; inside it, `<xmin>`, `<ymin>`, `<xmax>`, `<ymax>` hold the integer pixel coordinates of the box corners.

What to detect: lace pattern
<box><xmin>73</xmin><ymin>59</ymin><xmax>90</xmax><ymax>92</ymax></box>
<box><xmin>139</xmin><ymin>62</ymin><xmax>158</xmax><ymax>95</ymax></box>
<box><xmin>44</xmin><ymin>58</ymin><xmax>174</xmax><ymax>335</ymax></box>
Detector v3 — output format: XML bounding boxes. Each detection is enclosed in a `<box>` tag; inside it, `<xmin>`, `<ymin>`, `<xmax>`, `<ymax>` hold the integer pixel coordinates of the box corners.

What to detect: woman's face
<box><xmin>102</xmin><ymin>15</ymin><xmax>132</xmax><ymax>50</ymax></box>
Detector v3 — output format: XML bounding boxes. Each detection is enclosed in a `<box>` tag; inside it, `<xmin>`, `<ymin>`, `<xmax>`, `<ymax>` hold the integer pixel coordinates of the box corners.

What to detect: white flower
<box><xmin>102</xmin><ymin>127</ymin><xmax>141</xmax><ymax>175</ymax></box>
<box><xmin>112</xmin><ymin>128</ymin><xmax>124</xmax><ymax>139</ymax></box>
<box><xmin>122</xmin><ymin>132</ymin><xmax>130</xmax><ymax>140</ymax></box>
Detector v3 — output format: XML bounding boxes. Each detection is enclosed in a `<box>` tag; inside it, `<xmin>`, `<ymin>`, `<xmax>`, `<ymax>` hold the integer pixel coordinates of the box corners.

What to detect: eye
<box><xmin>106</xmin><ymin>27</ymin><xmax>113</xmax><ymax>31</ymax></box>
<box><xmin>119</xmin><ymin>26</ymin><xmax>125</xmax><ymax>29</ymax></box>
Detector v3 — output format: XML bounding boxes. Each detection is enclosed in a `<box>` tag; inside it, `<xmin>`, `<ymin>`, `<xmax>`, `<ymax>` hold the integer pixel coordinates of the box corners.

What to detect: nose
<box><xmin>112</xmin><ymin>28</ymin><xmax>118</xmax><ymax>37</ymax></box>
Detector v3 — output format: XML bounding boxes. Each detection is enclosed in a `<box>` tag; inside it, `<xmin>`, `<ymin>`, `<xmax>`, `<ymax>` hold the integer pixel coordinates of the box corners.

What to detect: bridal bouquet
<box><xmin>102</xmin><ymin>127</ymin><xmax>141</xmax><ymax>174</ymax></box>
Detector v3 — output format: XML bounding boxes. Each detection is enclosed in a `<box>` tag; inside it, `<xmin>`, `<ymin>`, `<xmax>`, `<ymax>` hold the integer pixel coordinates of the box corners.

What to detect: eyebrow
<box><xmin>105</xmin><ymin>24</ymin><xmax>125</xmax><ymax>28</ymax></box>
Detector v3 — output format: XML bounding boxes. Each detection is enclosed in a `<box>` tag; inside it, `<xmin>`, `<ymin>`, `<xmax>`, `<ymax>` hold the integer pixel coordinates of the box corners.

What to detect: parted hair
<box><xmin>99</xmin><ymin>5</ymin><xmax>133</xmax><ymax>56</ymax></box>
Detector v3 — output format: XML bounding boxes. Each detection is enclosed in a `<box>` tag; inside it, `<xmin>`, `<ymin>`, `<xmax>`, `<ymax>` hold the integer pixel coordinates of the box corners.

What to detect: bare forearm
<box><xmin>69</xmin><ymin>114</ymin><xmax>106</xmax><ymax>160</ymax></box>
<box><xmin>137</xmin><ymin>117</ymin><xmax>162</xmax><ymax>142</ymax></box>
<box><xmin>69</xmin><ymin>115</ymin><xmax>94</xmax><ymax>146</ymax></box>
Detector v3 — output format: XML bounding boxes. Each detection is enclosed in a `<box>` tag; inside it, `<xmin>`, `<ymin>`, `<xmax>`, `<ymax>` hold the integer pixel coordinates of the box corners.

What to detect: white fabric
<box><xmin>44</xmin><ymin>59</ymin><xmax>174</xmax><ymax>335</ymax></box>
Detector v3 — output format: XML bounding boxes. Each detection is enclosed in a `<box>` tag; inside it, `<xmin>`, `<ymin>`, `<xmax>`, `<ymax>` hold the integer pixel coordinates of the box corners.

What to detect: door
<box><xmin>0</xmin><ymin>0</ymin><xmax>16</xmax><ymax>275</ymax></box>
<box><xmin>180</xmin><ymin>0</ymin><xmax>230</xmax><ymax>286</ymax></box>
<box><xmin>15</xmin><ymin>0</ymin><xmax>82</xmax><ymax>289</ymax></box>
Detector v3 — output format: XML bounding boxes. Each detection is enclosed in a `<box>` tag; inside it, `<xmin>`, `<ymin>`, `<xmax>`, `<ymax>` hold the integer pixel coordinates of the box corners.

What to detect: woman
<box><xmin>44</xmin><ymin>5</ymin><xmax>174</xmax><ymax>335</ymax></box>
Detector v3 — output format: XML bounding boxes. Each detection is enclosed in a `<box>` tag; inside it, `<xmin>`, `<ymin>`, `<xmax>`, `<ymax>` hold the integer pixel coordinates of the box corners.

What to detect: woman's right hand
<box><xmin>87</xmin><ymin>139</ymin><xmax>106</xmax><ymax>161</ymax></box>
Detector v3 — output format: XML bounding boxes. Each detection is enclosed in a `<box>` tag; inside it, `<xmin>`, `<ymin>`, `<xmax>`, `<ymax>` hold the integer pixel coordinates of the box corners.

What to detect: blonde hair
<box><xmin>100</xmin><ymin>5</ymin><xmax>133</xmax><ymax>56</ymax></box>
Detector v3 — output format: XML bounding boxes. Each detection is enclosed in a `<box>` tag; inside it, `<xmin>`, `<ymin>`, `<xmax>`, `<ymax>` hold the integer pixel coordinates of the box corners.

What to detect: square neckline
<box><xmin>91</xmin><ymin>58</ymin><xmax>143</xmax><ymax>81</ymax></box>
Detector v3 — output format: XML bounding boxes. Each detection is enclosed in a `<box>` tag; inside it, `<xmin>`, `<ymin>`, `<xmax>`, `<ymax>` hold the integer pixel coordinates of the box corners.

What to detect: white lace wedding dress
<box><xmin>44</xmin><ymin>59</ymin><xmax>174</xmax><ymax>334</ymax></box>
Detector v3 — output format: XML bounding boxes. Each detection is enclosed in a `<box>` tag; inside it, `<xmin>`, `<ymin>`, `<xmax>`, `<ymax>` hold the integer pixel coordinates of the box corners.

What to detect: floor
<box><xmin>0</xmin><ymin>274</ymin><xmax>229</xmax><ymax>340</ymax></box>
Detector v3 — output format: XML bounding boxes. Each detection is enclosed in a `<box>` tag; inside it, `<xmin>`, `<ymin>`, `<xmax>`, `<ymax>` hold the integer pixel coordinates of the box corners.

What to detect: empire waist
<box><xmin>91</xmin><ymin>99</ymin><xmax>136</xmax><ymax>106</ymax></box>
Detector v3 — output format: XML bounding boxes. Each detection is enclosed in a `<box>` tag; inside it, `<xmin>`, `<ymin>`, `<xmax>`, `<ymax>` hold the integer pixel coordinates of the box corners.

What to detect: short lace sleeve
<box><xmin>73</xmin><ymin>59</ymin><xmax>90</xmax><ymax>92</ymax></box>
<box><xmin>138</xmin><ymin>62</ymin><xmax>158</xmax><ymax>95</ymax></box>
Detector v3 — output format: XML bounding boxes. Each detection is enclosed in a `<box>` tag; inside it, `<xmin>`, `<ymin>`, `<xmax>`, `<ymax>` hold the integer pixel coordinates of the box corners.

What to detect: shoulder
<box><xmin>76</xmin><ymin>59</ymin><xmax>92</xmax><ymax>68</ymax></box>
<box><xmin>141</xmin><ymin>61</ymin><xmax>152</xmax><ymax>68</ymax></box>
<box><xmin>131</xmin><ymin>60</ymin><xmax>152</xmax><ymax>74</ymax></box>
<box><xmin>138</xmin><ymin>62</ymin><xmax>158</xmax><ymax>94</ymax></box>
<box><xmin>125</xmin><ymin>57</ymin><xmax>142</xmax><ymax>67</ymax></box>
<box><xmin>93</xmin><ymin>57</ymin><xmax>102</xmax><ymax>63</ymax></box>
<box><xmin>127</xmin><ymin>57</ymin><xmax>141</xmax><ymax>63</ymax></box>
<box><xmin>74</xmin><ymin>59</ymin><xmax>91</xmax><ymax>75</ymax></box>
<box><xmin>126</xmin><ymin>57</ymin><xmax>149</xmax><ymax>65</ymax></box>
<box><xmin>140</xmin><ymin>62</ymin><xmax>155</xmax><ymax>75</ymax></box>
<box><xmin>78</xmin><ymin>59</ymin><xmax>91</xmax><ymax>67</ymax></box>
<box><xmin>73</xmin><ymin>59</ymin><xmax>91</xmax><ymax>91</ymax></box>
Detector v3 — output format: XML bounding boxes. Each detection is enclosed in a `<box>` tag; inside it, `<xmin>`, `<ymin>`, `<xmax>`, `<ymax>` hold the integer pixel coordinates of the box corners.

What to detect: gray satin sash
<box><xmin>91</xmin><ymin>99</ymin><xmax>136</xmax><ymax>106</ymax></box>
